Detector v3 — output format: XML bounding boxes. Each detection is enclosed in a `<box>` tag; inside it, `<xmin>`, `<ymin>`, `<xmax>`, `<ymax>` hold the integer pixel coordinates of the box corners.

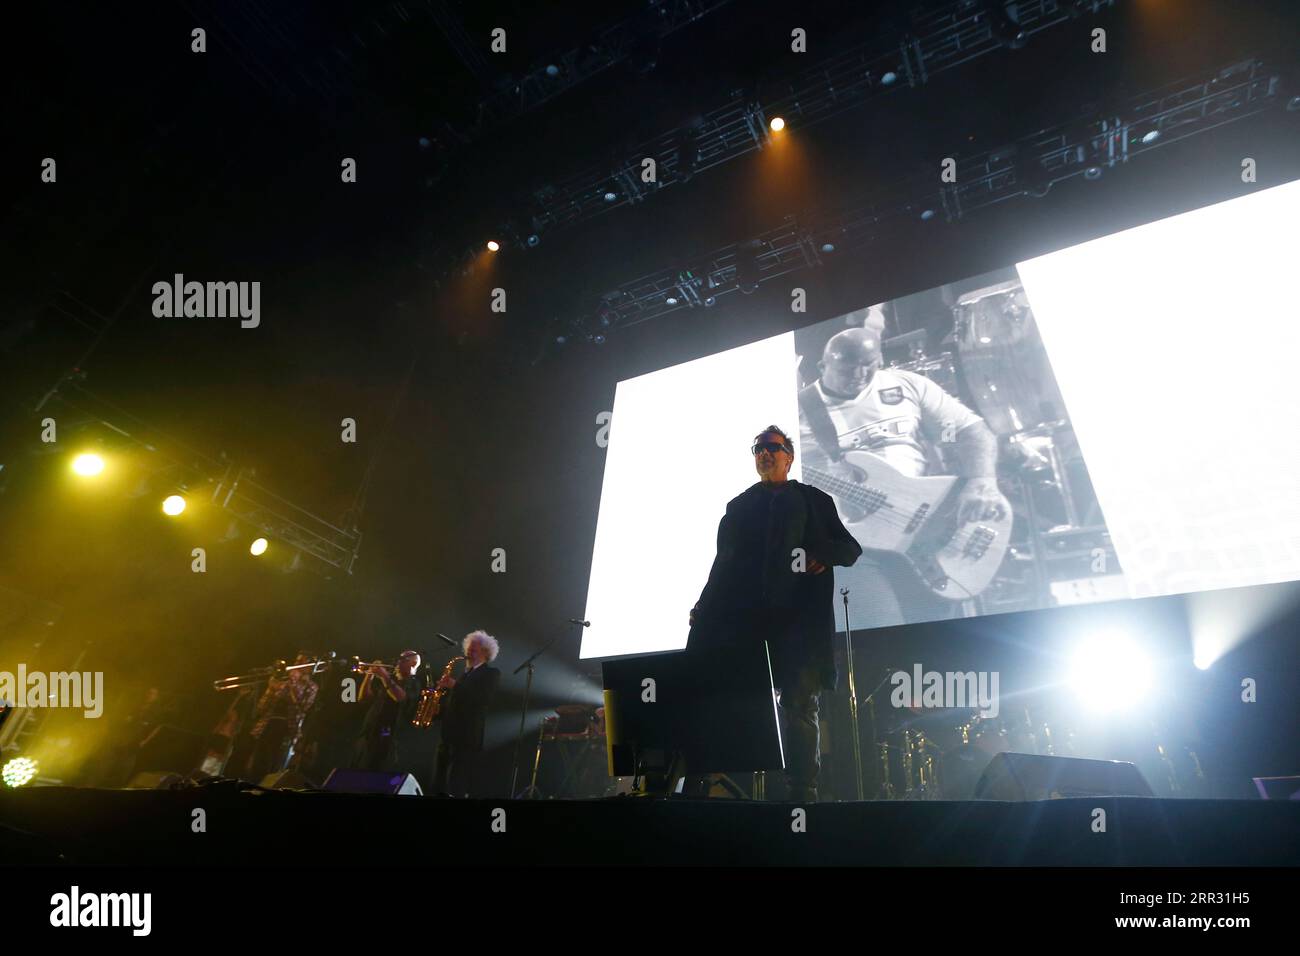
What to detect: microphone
<box><xmin>569</xmin><ymin>619</ymin><xmax>590</xmax><ymax>627</ymax></box>
<box><xmin>436</xmin><ymin>633</ymin><xmax>457</xmax><ymax>647</ymax></box>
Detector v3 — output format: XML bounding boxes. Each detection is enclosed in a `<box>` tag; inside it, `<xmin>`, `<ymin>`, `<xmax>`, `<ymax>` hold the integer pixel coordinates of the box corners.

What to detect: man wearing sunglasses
<box><xmin>688</xmin><ymin>426</ymin><xmax>862</xmax><ymax>802</ymax></box>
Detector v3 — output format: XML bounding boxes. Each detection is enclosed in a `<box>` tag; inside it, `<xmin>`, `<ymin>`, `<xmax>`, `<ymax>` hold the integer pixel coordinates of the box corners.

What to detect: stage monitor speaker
<box><xmin>973</xmin><ymin>753</ymin><xmax>1154</xmax><ymax>800</ymax></box>
<box><xmin>135</xmin><ymin>724</ymin><xmax>206</xmax><ymax>776</ymax></box>
<box><xmin>258</xmin><ymin>769</ymin><xmax>319</xmax><ymax>791</ymax></box>
<box><xmin>321</xmin><ymin>769</ymin><xmax>422</xmax><ymax>795</ymax></box>
<box><xmin>125</xmin><ymin>771</ymin><xmax>187</xmax><ymax>790</ymax></box>
<box><xmin>602</xmin><ymin>637</ymin><xmax>782</xmax><ymax>776</ymax></box>
<box><xmin>1253</xmin><ymin>776</ymin><xmax>1300</xmax><ymax>800</ymax></box>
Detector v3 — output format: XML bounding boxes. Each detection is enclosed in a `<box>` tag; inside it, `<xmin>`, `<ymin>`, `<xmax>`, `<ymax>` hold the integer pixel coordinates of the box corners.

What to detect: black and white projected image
<box><xmin>794</xmin><ymin>267</ymin><xmax>1125</xmax><ymax>630</ymax></box>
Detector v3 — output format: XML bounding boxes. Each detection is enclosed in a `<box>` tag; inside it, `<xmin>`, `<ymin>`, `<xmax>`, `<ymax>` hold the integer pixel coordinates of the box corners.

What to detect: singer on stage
<box><xmin>688</xmin><ymin>425</ymin><xmax>862</xmax><ymax>802</ymax></box>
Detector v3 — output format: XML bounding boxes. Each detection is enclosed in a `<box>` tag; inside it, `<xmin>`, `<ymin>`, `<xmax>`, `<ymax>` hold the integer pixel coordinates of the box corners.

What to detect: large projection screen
<box><xmin>583</xmin><ymin>178</ymin><xmax>1300</xmax><ymax>661</ymax></box>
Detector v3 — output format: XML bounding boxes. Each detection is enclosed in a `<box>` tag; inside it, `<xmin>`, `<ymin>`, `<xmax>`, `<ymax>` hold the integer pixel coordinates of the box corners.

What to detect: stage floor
<box><xmin>2</xmin><ymin>786</ymin><xmax>1297</xmax><ymax>866</ymax></box>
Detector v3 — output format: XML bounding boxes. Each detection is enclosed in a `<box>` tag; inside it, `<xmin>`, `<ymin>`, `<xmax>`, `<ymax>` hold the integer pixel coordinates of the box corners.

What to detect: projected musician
<box><xmin>798</xmin><ymin>327</ymin><xmax>1010</xmax><ymax>627</ymax></box>
<box><xmin>688</xmin><ymin>426</ymin><xmax>862</xmax><ymax>802</ymax></box>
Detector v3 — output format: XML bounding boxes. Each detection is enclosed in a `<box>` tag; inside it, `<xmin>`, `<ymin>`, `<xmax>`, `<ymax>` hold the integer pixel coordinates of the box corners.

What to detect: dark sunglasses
<box><xmin>751</xmin><ymin>440</ymin><xmax>791</xmax><ymax>456</ymax></box>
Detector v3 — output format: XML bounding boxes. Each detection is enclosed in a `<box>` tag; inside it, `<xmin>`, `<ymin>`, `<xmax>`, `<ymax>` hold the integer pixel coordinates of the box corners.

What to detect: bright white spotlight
<box><xmin>1067</xmin><ymin>630</ymin><xmax>1154</xmax><ymax>713</ymax></box>
<box><xmin>71</xmin><ymin>453</ymin><xmax>105</xmax><ymax>476</ymax></box>
<box><xmin>2</xmin><ymin>756</ymin><xmax>38</xmax><ymax>788</ymax></box>
<box><xmin>486</xmin><ymin>240</ymin><xmax>500</xmax><ymax>252</ymax></box>
<box><xmin>250</xmin><ymin>537</ymin><xmax>269</xmax><ymax>556</ymax></box>
<box><xmin>162</xmin><ymin>495</ymin><xmax>186</xmax><ymax>516</ymax></box>
<box><xmin>769</xmin><ymin>116</ymin><xmax>785</xmax><ymax>132</ymax></box>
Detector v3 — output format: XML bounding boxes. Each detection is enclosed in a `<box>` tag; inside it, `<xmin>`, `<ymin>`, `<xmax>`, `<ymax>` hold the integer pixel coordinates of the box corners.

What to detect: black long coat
<box><xmin>439</xmin><ymin>665</ymin><xmax>500</xmax><ymax>752</ymax></box>
<box><xmin>689</xmin><ymin>479</ymin><xmax>862</xmax><ymax>691</ymax></box>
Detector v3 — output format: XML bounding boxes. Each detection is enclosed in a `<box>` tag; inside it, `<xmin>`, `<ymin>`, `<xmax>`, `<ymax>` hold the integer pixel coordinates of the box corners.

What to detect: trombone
<box><xmin>212</xmin><ymin>654</ymin><xmax>335</xmax><ymax>692</ymax></box>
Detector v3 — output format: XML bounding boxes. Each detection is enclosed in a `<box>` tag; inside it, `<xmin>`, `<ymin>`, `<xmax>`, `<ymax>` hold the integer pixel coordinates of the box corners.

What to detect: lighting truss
<box><xmin>40</xmin><ymin>383</ymin><xmax>363</xmax><ymax>578</ymax></box>
<box><xmin>471</xmin><ymin>0</ymin><xmax>734</xmax><ymax>129</ymax></box>
<box><xmin>211</xmin><ymin>463</ymin><xmax>363</xmax><ymax>575</ymax></box>
<box><xmin>521</xmin><ymin>0</ymin><xmax>1120</xmax><ymax>242</ymax></box>
<box><xmin>576</xmin><ymin>56</ymin><xmax>1283</xmax><ymax>338</ymax></box>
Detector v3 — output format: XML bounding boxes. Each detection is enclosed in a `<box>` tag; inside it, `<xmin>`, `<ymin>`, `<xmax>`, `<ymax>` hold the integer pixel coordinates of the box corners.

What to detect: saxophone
<box><xmin>413</xmin><ymin>656</ymin><xmax>464</xmax><ymax>728</ymax></box>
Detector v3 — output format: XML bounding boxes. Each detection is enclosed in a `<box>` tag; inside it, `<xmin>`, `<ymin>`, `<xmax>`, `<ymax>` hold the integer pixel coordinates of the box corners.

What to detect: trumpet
<box><xmin>350</xmin><ymin>657</ymin><xmax>402</xmax><ymax>674</ymax></box>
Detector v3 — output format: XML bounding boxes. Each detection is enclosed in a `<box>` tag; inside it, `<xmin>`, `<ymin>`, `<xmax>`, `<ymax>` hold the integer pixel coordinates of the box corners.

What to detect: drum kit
<box><xmin>875</xmin><ymin>705</ymin><xmax>1053</xmax><ymax>800</ymax></box>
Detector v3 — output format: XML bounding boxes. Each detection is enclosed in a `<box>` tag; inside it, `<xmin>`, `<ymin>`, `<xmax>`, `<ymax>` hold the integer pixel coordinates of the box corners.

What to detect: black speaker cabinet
<box><xmin>974</xmin><ymin>752</ymin><xmax>1154</xmax><ymax>800</ymax></box>
<box><xmin>125</xmin><ymin>771</ymin><xmax>187</xmax><ymax>790</ymax></box>
<box><xmin>257</xmin><ymin>769</ymin><xmax>319</xmax><ymax>791</ymax></box>
<box><xmin>321</xmin><ymin>768</ymin><xmax>423</xmax><ymax>795</ymax></box>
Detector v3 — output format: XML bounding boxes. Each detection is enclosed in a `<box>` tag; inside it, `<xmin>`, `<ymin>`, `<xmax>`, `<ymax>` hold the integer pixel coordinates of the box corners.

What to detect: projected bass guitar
<box><xmin>803</xmin><ymin>451</ymin><xmax>1011</xmax><ymax>600</ymax></box>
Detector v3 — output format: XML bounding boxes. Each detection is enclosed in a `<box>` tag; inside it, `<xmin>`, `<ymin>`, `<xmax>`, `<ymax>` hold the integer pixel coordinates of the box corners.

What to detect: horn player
<box><xmin>429</xmin><ymin>631</ymin><xmax>501</xmax><ymax>798</ymax></box>
<box><xmin>353</xmin><ymin>650</ymin><xmax>422</xmax><ymax>772</ymax></box>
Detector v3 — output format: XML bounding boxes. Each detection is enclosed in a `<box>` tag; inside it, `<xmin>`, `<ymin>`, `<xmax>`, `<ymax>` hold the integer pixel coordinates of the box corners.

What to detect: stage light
<box><xmin>486</xmin><ymin>240</ymin><xmax>500</xmax><ymax>252</ymax></box>
<box><xmin>821</xmin><ymin>242</ymin><xmax>836</xmax><ymax>253</ymax></box>
<box><xmin>603</xmin><ymin>191</ymin><xmax>617</xmax><ymax>202</ymax></box>
<box><xmin>769</xmin><ymin>116</ymin><xmax>785</xmax><ymax>132</ymax></box>
<box><xmin>982</xmin><ymin>0</ymin><xmax>1027</xmax><ymax>49</ymax></box>
<box><xmin>545</xmin><ymin>64</ymin><xmax>560</xmax><ymax>77</ymax></box>
<box><xmin>1083</xmin><ymin>165</ymin><xmax>1104</xmax><ymax>181</ymax></box>
<box><xmin>71</xmin><ymin>453</ymin><xmax>105</xmax><ymax>476</ymax></box>
<box><xmin>2</xmin><ymin>756</ymin><xmax>38</xmax><ymax>788</ymax></box>
<box><xmin>250</xmin><ymin>537</ymin><xmax>269</xmax><ymax>556</ymax></box>
<box><xmin>526</xmin><ymin>234</ymin><xmax>540</xmax><ymax>247</ymax></box>
<box><xmin>881</xmin><ymin>71</ymin><xmax>898</xmax><ymax>86</ymax></box>
<box><xmin>1067</xmin><ymin>630</ymin><xmax>1154</xmax><ymax>713</ymax></box>
<box><xmin>162</xmin><ymin>495</ymin><xmax>186</xmax><ymax>516</ymax></box>
<box><xmin>920</xmin><ymin>209</ymin><xmax>936</xmax><ymax>220</ymax></box>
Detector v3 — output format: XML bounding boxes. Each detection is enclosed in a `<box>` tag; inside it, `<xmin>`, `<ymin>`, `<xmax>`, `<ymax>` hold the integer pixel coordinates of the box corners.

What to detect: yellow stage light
<box><xmin>250</xmin><ymin>537</ymin><xmax>269</xmax><ymax>556</ymax></box>
<box><xmin>162</xmin><ymin>495</ymin><xmax>186</xmax><ymax>516</ymax></box>
<box><xmin>769</xmin><ymin>116</ymin><xmax>785</xmax><ymax>132</ymax></box>
<box><xmin>71</xmin><ymin>453</ymin><xmax>105</xmax><ymax>476</ymax></box>
<box><xmin>2</xmin><ymin>756</ymin><xmax>38</xmax><ymax>788</ymax></box>
<box><xmin>486</xmin><ymin>240</ymin><xmax>500</xmax><ymax>252</ymax></box>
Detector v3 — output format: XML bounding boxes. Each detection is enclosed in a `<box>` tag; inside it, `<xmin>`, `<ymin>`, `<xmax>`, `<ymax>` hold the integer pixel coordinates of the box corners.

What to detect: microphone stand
<box><xmin>509</xmin><ymin>620</ymin><xmax>584</xmax><ymax>799</ymax></box>
<box><xmin>840</xmin><ymin>588</ymin><xmax>866</xmax><ymax>801</ymax></box>
<box><xmin>862</xmin><ymin>668</ymin><xmax>897</xmax><ymax>800</ymax></box>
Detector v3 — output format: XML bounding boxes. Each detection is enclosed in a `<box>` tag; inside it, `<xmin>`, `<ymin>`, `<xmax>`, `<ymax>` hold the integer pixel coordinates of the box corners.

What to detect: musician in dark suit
<box><xmin>688</xmin><ymin>426</ymin><xmax>863</xmax><ymax>802</ymax></box>
<box><xmin>430</xmin><ymin>630</ymin><xmax>501</xmax><ymax>797</ymax></box>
